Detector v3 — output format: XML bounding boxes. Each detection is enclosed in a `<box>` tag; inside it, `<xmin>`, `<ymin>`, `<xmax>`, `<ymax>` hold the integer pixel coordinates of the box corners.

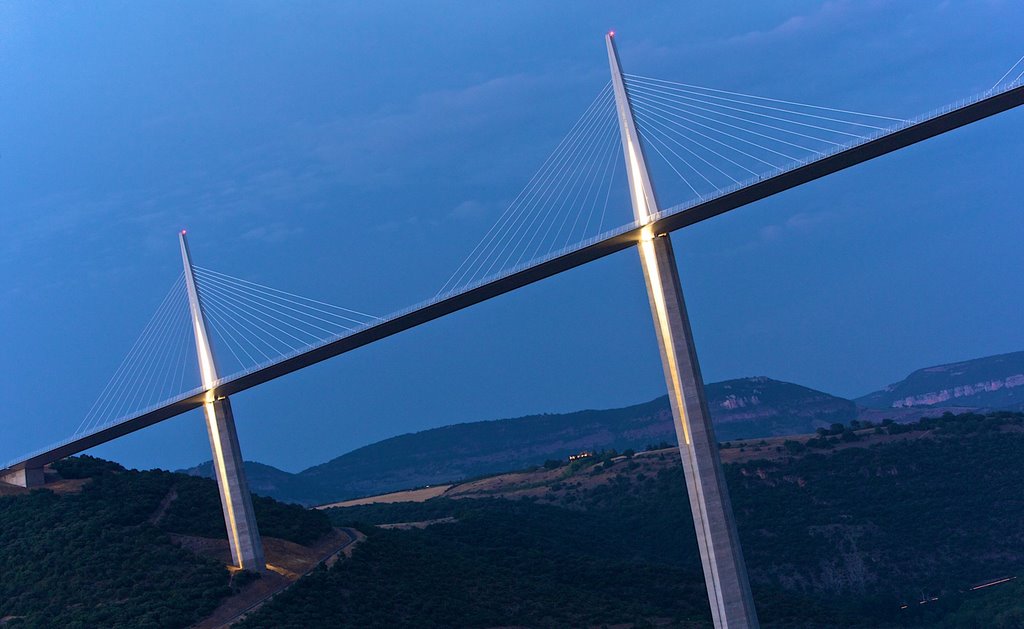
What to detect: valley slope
<box><xmin>188</xmin><ymin>350</ymin><xmax>1024</xmax><ymax>506</ymax></box>
<box><xmin>186</xmin><ymin>376</ymin><xmax>856</xmax><ymax>504</ymax></box>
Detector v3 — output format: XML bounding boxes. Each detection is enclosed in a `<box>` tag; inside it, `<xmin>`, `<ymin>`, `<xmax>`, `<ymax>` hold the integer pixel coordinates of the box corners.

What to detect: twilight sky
<box><xmin>2</xmin><ymin>1</ymin><xmax>1022</xmax><ymax>472</ymax></box>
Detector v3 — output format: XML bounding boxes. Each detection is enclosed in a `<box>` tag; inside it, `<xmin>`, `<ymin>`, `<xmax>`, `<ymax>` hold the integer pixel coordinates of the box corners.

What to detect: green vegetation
<box><xmin>5</xmin><ymin>412</ymin><xmax>1024</xmax><ymax>627</ymax></box>
<box><xmin>0</xmin><ymin>467</ymin><xmax>229</xmax><ymax>628</ymax></box>
<box><xmin>0</xmin><ymin>457</ymin><xmax>332</xmax><ymax>628</ymax></box>
<box><xmin>935</xmin><ymin>580</ymin><xmax>1024</xmax><ymax>628</ymax></box>
<box><xmin>159</xmin><ymin>474</ymin><xmax>332</xmax><ymax>545</ymax></box>
<box><xmin>232</xmin><ymin>377</ymin><xmax>857</xmax><ymax>505</ymax></box>
<box><xmin>52</xmin><ymin>453</ymin><xmax>126</xmax><ymax>478</ymax></box>
<box><xmin>239</xmin><ymin>412</ymin><xmax>1024</xmax><ymax>628</ymax></box>
<box><xmin>240</xmin><ymin>500</ymin><xmax>711</xmax><ymax>629</ymax></box>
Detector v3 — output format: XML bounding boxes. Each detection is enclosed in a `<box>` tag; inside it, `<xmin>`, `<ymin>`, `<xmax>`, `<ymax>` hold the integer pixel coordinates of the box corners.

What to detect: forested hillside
<box><xmin>239</xmin><ymin>412</ymin><xmax>1024</xmax><ymax>628</ymax></box>
<box><xmin>0</xmin><ymin>457</ymin><xmax>332</xmax><ymax>629</ymax></box>
<box><xmin>5</xmin><ymin>414</ymin><xmax>1023</xmax><ymax>627</ymax></box>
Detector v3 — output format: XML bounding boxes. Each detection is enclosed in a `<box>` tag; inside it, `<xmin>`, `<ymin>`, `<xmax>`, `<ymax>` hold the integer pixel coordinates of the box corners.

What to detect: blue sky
<box><xmin>2</xmin><ymin>1</ymin><xmax>1022</xmax><ymax>472</ymax></box>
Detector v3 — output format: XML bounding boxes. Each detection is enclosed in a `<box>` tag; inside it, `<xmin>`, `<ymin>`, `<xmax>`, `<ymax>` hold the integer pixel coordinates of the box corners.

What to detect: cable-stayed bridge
<box><xmin>4</xmin><ymin>36</ymin><xmax>1022</xmax><ymax>629</ymax></box>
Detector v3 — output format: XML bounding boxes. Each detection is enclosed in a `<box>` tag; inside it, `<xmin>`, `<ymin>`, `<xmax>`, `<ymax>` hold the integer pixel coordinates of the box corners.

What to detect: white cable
<box><xmin>80</xmin><ymin>277</ymin><xmax>184</xmax><ymax>434</ymax></box>
<box><xmin>196</xmin><ymin>270</ymin><xmax>370</xmax><ymax>328</ymax></box>
<box><xmin>174</xmin><ymin>319</ymin><xmax>194</xmax><ymax>395</ymax></box>
<box><xmin>437</xmin><ymin>83</ymin><xmax>613</xmax><ymax>295</ymax></box>
<box><xmin>195</xmin><ymin>271</ymin><xmax>356</xmax><ymax>333</ymax></box>
<box><xmin>202</xmin><ymin>304</ymin><xmax>249</xmax><ymax>373</ymax></box>
<box><xmin>625</xmin><ymin>73</ymin><xmax>906</xmax><ymax>121</ymax></box>
<box><xmin>545</xmin><ymin>118</ymin><xmax>616</xmax><ymax>255</ymax></box>
<box><xmin>642</xmin><ymin>123</ymin><xmax>704</xmax><ymax>198</ymax></box>
<box><xmin>470</xmin><ymin>89</ymin><xmax>616</xmax><ymax>285</ymax></box>
<box><xmin>201</xmin><ymin>297</ymin><xmax>279</xmax><ymax>361</ymax></box>
<box><xmin>595</xmin><ymin>138</ymin><xmax>622</xmax><ymax>234</ymax></box>
<box><xmin>202</xmin><ymin>295</ymin><xmax>294</xmax><ymax>357</ymax></box>
<box><xmin>101</xmin><ymin>281</ymin><xmax>184</xmax><ymax>429</ymax></box>
<box><xmin>202</xmin><ymin>289</ymin><xmax>319</xmax><ymax>348</ymax></box>
<box><xmin>481</xmin><ymin>92</ymin><xmax>615</xmax><ymax>280</ymax></box>
<box><xmin>203</xmin><ymin>279</ymin><xmax>345</xmax><ymax>339</ymax></box>
<box><xmin>157</xmin><ymin>303</ymin><xmax>191</xmax><ymax>401</ymax></box>
<box><xmin>627</xmin><ymin>82</ymin><xmax>871</xmax><ymax>139</ymax></box>
<box><xmin>625</xmin><ymin>76</ymin><xmax>892</xmax><ymax>130</ymax></box>
<box><xmin>194</xmin><ymin>266</ymin><xmax>376</xmax><ymax>320</ymax></box>
<box><xmin>992</xmin><ymin>54</ymin><xmax>1024</xmax><ymax>90</ymax></box>
<box><xmin>635</xmin><ymin>108</ymin><xmax>760</xmax><ymax>178</ymax></box>
<box><xmin>630</xmin><ymin>91</ymin><xmax>830</xmax><ymax>154</ymax></box>
<box><xmin>632</xmin><ymin>98</ymin><xmax>787</xmax><ymax>169</ymax></box>
<box><xmin>569</xmin><ymin>120</ymin><xmax>621</xmax><ymax>247</ymax></box>
<box><xmin>119</xmin><ymin>292</ymin><xmax>187</xmax><ymax>423</ymax></box>
<box><xmin>638</xmin><ymin>116</ymin><xmax>742</xmax><ymax>185</ymax></box>
<box><xmin>635</xmin><ymin>113</ymin><xmax>723</xmax><ymax>190</ymax></box>
<box><xmin>75</xmin><ymin>275</ymin><xmax>184</xmax><ymax>434</ymax></box>
<box><xmin>557</xmin><ymin>114</ymin><xmax>624</xmax><ymax>249</ymax></box>
<box><xmin>524</xmin><ymin>97</ymin><xmax>618</xmax><ymax>263</ymax></box>
<box><xmin>632</xmin><ymin>93</ymin><xmax>801</xmax><ymax>162</ymax></box>
<box><xmin>202</xmin><ymin>299</ymin><xmax>260</xmax><ymax>368</ymax></box>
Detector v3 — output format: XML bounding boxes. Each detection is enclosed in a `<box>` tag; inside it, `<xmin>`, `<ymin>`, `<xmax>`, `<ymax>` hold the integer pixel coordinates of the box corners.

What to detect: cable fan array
<box><xmin>67</xmin><ymin>57</ymin><xmax>1024</xmax><ymax>444</ymax></box>
<box><xmin>436</xmin><ymin>83</ymin><xmax>629</xmax><ymax>297</ymax></box>
<box><xmin>624</xmin><ymin>74</ymin><xmax>906</xmax><ymax>208</ymax></box>
<box><xmin>435</xmin><ymin>76</ymin><xmax>916</xmax><ymax>298</ymax></box>
<box><xmin>73</xmin><ymin>275</ymin><xmax>200</xmax><ymax>437</ymax></box>
<box><xmin>71</xmin><ymin>269</ymin><xmax>377</xmax><ymax>439</ymax></box>
<box><xmin>191</xmin><ymin>267</ymin><xmax>377</xmax><ymax>377</ymax></box>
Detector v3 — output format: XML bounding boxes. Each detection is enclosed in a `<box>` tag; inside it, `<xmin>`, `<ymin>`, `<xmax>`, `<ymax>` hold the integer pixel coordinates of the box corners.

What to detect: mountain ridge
<box><xmin>185</xmin><ymin>375</ymin><xmax>856</xmax><ymax>504</ymax></box>
<box><xmin>184</xmin><ymin>350</ymin><xmax>1023</xmax><ymax>505</ymax></box>
<box><xmin>856</xmin><ymin>350</ymin><xmax>1024</xmax><ymax>411</ymax></box>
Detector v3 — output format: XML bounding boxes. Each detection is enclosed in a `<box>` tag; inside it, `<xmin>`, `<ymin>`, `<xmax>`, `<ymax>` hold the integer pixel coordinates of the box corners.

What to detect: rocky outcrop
<box><xmin>857</xmin><ymin>351</ymin><xmax>1024</xmax><ymax>411</ymax></box>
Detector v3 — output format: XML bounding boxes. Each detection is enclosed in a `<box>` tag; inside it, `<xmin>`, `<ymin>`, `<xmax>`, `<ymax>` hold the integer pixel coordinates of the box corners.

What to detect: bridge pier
<box><xmin>203</xmin><ymin>396</ymin><xmax>266</xmax><ymax>571</ymax></box>
<box><xmin>1</xmin><ymin>467</ymin><xmax>44</xmax><ymax>488</ymax></box>
<box><xmin>607</xmin><ymin>34</ymin><xmax>758</xmax><ymax>628</ymax></box>
<box><xmin>638</xmin><ymin>230</ymin><xmax>758</xmax><ymax>627</ymax></box>
<box><xmin>181</xmin><ymin>231</ymin><xmax>267</xmax><ymax>573</ymax></box>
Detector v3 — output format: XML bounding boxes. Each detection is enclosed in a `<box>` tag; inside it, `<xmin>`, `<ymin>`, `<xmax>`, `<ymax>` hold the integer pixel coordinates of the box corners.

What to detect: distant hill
<box><xmin>182</xmin><ymin>460</ymin><xmax>313</xmax><ymax>503</ymax></box>
<box><xmin>185</xmin><ymin>376</ymin><xmax>856</xmax><ymax>505</ymax></box>
<box><xmin>856</xmin><ymin>350</ymin><xmax>1024</xmax><ymax>411</ymax></box>
<box><xmin>186</xmin><ymin>351</ymin><xmax>1024</xmax><ymax>506</ymax></box>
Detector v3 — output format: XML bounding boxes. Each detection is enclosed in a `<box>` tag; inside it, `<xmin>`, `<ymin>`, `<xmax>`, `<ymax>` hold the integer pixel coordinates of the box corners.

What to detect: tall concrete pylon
<box><xmin>605</xmin><ymin>33</ymin><xmax>759</xmax><ymax>628</ymax></box>
<box><xmin>180</xmin><ymin>231</ymin><xmax>267</xmax><ymax>573</ymax></box>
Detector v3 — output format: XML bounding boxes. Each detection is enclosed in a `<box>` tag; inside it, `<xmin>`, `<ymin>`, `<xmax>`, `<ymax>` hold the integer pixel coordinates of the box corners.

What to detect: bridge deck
<box><xmin>5</xmin><ymin>83</ymin><xmax>1023</xmax><ymax>474</ymax></box>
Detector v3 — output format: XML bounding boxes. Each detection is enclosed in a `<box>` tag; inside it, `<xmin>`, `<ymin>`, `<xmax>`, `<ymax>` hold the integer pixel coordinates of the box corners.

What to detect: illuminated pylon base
<box><xmin>204</xmin><ymin>397</ymin><xmax>266</xmax><ymax>572</ymax></box>
<box><xmin>638</xmin><ymin>231</ymin><xmax>758</xmax><ymax>628</ymax></box>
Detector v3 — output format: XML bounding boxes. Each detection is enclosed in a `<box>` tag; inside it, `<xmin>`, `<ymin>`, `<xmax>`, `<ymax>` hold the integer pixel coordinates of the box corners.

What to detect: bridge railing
<box><xmin>4</xmin><ymin>383</ymin><xmax>208</xmax><ymax>470</ymax></box>
<box><xmin>197</xmin><ymin>74</ymin><xmax>1024</xmax><ymax>416</ymax></box>
<box><xmin>5</xmin><ymin>77</ymin><xmax>1022</xmax><ymax>474</ymax></box>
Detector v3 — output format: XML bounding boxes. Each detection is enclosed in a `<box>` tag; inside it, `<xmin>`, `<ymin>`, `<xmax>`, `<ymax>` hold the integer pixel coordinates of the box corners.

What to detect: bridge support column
<box><xmin>180</xmin><ymin>231</ymin><xmax>266</xmax><ymax>573</ymax></box>
<box><xmin>639</xmin><ymin>231</ymin><xmax>758</xmax><ymax>628</ymax></box>
<box><xmin>607</xmin><ymin>33</ymin><xmax>758</xmax><ymax>628</ymax></box>
<box><xmin>203</xmin><ymin>396</ymin><xmax>266</xmax><ymax>571</ymax></box>
<box><xmin>1</xmin><ymin>467</ymin><xmax>44</xmax><ymax>488</ymax></box>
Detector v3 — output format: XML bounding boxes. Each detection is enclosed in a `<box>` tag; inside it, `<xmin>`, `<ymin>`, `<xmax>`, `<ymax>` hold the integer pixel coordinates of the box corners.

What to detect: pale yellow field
<box><xmin>315</xmin><ymin>484</ymin><xmax>452</xmax><ymax>510</ymax></box>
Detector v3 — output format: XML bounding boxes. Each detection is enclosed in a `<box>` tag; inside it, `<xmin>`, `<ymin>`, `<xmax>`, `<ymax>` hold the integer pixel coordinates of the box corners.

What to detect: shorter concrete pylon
<box><xmin>180</xmin><ymin>231</ymin><xmax>266</xmax><ymax>572</ymax></box>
